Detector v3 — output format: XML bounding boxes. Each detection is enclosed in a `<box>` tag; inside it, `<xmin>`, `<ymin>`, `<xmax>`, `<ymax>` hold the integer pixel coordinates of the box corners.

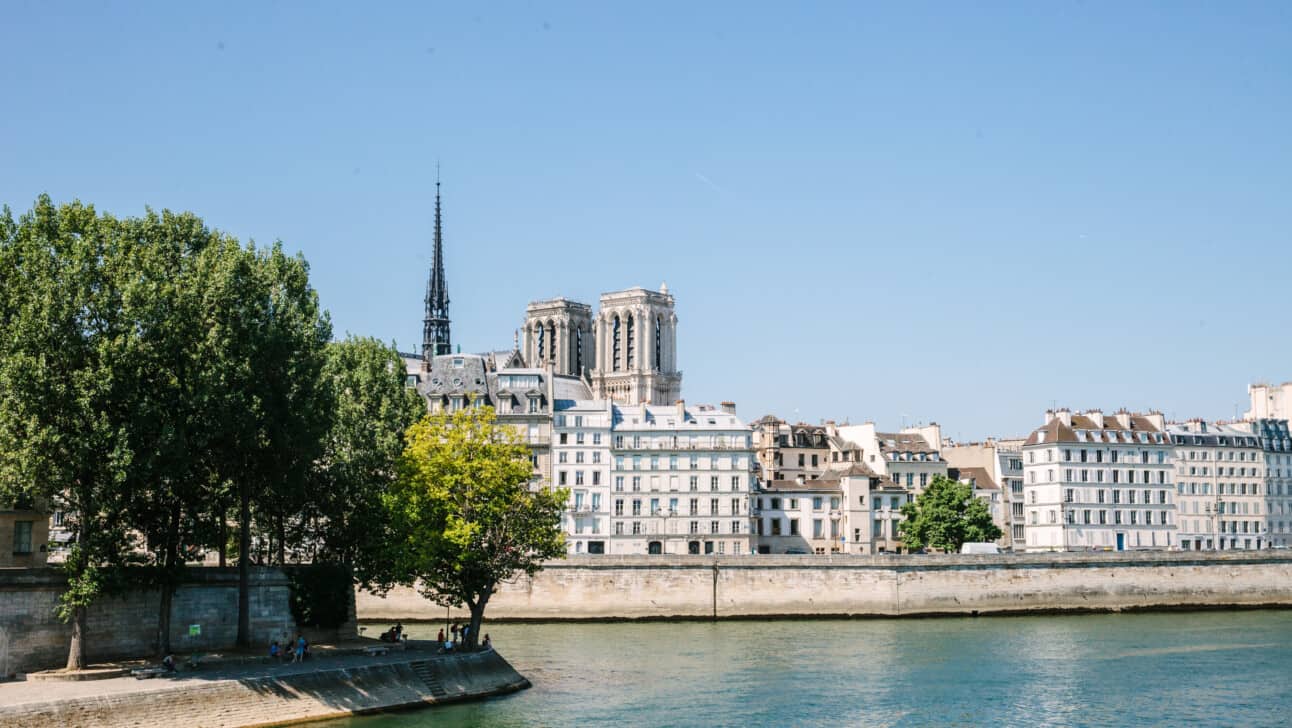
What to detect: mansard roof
<box><xmin>951</xmin><ymin>466</ymin><xmax>998</xmax><ymax>491</ymax></box>
<box><xmin>1024</xmin><ymin>413</ymin><xmax>1168</xmax><ymax>447</ymax></box>
<box><xmin>875</xmin><ymin>432</ymin><xmax>936</xmax><ymax>453</ymax></box>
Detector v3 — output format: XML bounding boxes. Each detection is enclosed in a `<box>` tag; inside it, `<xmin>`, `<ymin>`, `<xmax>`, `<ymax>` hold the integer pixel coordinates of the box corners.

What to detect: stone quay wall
<box><xmin>1</xmin><ymin>650</ymin><xmax>529</xmax><ymax>728</ymax></box>
<box><xmin>0</xmin><ymin>567</ymin><xmax>354</xmax><ymax>675</ymax></box>
<box><xmin>358</xmin><ymin>551</ymin><xmax>1292</xmax><ymax>622</ymax></box>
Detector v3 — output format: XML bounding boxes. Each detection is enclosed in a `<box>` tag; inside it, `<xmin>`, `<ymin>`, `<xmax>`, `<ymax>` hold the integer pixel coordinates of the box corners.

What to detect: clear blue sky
<box><xmin>4</xmin><ymin>1</ymin><xmax>1290</xmax><ymax>439</ymax></box>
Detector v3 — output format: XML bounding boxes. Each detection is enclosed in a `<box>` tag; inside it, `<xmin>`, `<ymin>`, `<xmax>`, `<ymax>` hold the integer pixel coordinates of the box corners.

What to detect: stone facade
<box><xmin>0</xmin><ymin>567</ymin><xmax>350</xmax><ymax>674</ymax></box>
<box><xmin>0</xmin><ymin>507</ymin><xmax>49</xmax><ymax>568</ymax></box>
<box><xmin>1246</xmin><ymin>381</ymin><xmax>1292</xmax><ymax>421</ymax></box>
<box><xmin>358</xmin><ymin>552</ymin><xmax>1292</xmax><ymax>621</ymax></box>
<box><xmin>609</xmin><ymin>401</ymin><xmax>754</xmax><ymax>555</ymax></box>
<box><xmin>1022</xmin><ymin>409</ymin><xmax>1177</xmax><ymax>552</ymax></box>
<box><xmin>588</xmin><ymin>286</ymin><xmax>682</xmax><ymax>406</ymax></box>
<box><xmin>1167</xmin><ymin>420</ymin><xmax>1268</xmax><ymax>550</ymax></box>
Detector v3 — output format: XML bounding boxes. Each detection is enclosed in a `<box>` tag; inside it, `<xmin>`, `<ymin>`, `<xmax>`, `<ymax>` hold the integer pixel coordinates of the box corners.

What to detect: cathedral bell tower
<box><xmin>589</xmin><ymin>284</ymin><xmax>681</xmax><ymax>405</ymax></box>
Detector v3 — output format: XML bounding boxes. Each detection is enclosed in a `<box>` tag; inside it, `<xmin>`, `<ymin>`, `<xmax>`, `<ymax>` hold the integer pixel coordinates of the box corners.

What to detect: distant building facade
<box><xmin>944</xmin><ymin>439</ymin><xmax>1024</xmax><ymax>549</ymax></box>
<box><xmin>609</xmin><ymin>401</ymin><xmax>753</xmax><ymax>555</ymax></box>
<box><xmin>1022</xmin><ymin>409</ymin><xmax>1176</xmax><ymax>552</ymax></box>
<box><xmin>1246</xmin><ymin>382</ymin><xmax>1292</xmax><ymax>421</ymax></box>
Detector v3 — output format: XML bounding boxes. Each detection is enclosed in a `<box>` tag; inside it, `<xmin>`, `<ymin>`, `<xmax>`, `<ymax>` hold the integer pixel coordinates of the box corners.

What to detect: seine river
<box><xmin>335</xmin><ymin>611</ymin><xmax>1292</xmax><ymax>727</ymax></box>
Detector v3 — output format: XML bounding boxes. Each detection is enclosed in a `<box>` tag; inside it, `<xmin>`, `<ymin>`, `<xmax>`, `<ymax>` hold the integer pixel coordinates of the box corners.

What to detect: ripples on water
<box><xmin>330</xmin><ymin>611</ymin><xmax>1292</xmax><ymax>727</ymax></box>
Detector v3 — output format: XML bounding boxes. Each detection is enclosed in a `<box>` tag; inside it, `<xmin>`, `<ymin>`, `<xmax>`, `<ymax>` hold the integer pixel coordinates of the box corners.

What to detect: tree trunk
<box><xmin>218</xmin><ymin>507</ymin><xmax>227</xmax><ymax>568</ymax></box>
<box><xmin>276</xmin><ymin>514</ymin><xmax>286</xmax><ymax>565</ymax></box>
<box><xmin>66</xmin><ymin>605</ymin><xmax>87</xmax><ymax>671</ymax></box>
<box><xmin>157</xmin><ymin>503</ymin><xmax>180</xmax><ymax>656</ymax></box>
<box><xmin>157</xmin><ymin>588</ymin><xmax>174</xmax><ymax>657</ymax></box>
<box><xmin>237</xmin><ymin>485</ymin><xmax>251</xmax><ymax>647</ymax></box>
<box><xmin>466</xmin><ymin>590</ymin><xmax>491</xmax><ymax>650</ymax></box>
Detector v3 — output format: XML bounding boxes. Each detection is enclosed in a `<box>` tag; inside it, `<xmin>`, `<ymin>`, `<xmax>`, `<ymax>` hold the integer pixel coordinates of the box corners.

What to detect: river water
<box><xmin>334</xmin><ymin>610</ymin><xmax>1292</xmax><ymax>727</ymax></box>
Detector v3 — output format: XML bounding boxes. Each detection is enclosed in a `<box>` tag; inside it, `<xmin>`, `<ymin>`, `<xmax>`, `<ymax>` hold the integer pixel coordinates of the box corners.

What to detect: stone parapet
<box><xmin>358</xmin><ymin>552</ymin><xmax>1292</xmax><ymax>621</ymax></box>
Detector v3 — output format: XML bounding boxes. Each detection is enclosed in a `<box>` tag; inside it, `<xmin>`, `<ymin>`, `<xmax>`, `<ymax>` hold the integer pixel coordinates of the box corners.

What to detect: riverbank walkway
<box><xmin>0</xmin><ymin>639</ymin><xmax>525</xmax><ymax>728</ymax></box>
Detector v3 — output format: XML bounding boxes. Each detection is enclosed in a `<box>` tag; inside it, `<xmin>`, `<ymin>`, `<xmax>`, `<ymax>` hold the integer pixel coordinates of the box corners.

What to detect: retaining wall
<box><xmin>358</xmin><ymin>551</ymin><xmax>1292</xmax><ymax>621</ymax></box>
<box><xmin>0</xmin><ymin>650</ymin><xmax>528</xmax><ymax>728</ymax></box>
<box><xmin>0</xmin><ymin>567</ymin><xmax>355</xmax><ymax>674</ymax></box>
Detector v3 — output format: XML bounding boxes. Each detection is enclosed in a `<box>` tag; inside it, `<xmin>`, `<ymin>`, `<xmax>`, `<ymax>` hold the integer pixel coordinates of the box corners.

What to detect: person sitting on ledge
<box><xmin>162</xmin><ymin>653</ymin><xmax>176</xmax><ymax>672</ymax></box>
<box><xmin>270</xmin><ymin>640</ymin><xmax>280</xmax><ymax>662</ymax></box>
<box><xmin>482</xmin><ymin>634</ymin><xmax>492</xmax><ymax>650</ymax></box>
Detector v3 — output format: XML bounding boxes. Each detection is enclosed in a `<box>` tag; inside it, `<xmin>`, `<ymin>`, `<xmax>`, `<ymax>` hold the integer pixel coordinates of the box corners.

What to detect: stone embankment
<box><xmin>0</xmin><ymin>648</ymin><xmax>528</xmax><ymax>728</ymax></box>
<box><xmin>359</xmin><ymin>551</ymin><xmax>1292</xmax><ymax>621</ymax></box>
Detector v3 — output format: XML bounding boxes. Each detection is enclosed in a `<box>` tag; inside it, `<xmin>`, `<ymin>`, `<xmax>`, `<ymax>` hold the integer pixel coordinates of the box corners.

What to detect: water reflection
<box><xmin>328</xmin><ymin>611</ymin><xmax>1292</xmax><ymax>727</ymax></box>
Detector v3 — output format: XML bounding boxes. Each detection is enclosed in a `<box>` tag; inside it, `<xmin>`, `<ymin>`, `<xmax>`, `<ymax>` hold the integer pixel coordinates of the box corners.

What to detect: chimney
<box><xmin>676</xmin><ymin>399</ymin><xmax>686</xmax><ymax>420</ymax></box>
<box><xmin>1145</xmin><ymin>412</ymin><xmax>1166</xmax><ymax>432</ymax></box>
<box><xmin>1113</xmin><ymin>411</ymin><xmax>1131</xmax><ymax>429</ymax></box>
<box><xmin>1055</xmin><ymin>409</ymin><xmax>1072</xmax><ymax>427</ymax></box>
<box><xmin>720</xmin><ymin>401</ymin><xmax>737</xmax><ymax>415</ymax></box>
<box><xmin>1087</xmin><ymin>410</ymin><xmax>1104</xmax><ymax>428</ymax></box>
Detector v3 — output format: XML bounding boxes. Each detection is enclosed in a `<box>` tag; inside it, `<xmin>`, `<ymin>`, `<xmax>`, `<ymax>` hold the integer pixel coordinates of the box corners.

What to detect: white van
<box><xmin>959</xmin><ymin>542</ymin><xmax>1000</xmax><ymax>555</ymax></box>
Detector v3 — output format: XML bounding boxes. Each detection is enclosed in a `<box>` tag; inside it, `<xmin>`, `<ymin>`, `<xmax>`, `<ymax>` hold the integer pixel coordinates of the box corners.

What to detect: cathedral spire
<box><xmin>422</xmin><ymin>173</ymin><xmax>451</xmax><ymax>367</ymax></box>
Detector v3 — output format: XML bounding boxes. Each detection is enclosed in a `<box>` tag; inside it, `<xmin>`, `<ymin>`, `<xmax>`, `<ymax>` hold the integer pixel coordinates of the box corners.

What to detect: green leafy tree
<box><xmin>897</xmin><ymin>474</ymin><xmax>1003</xmax><ymax>553</ymax></box>
<box><xmin>0</xmin><ymin>197</ymin><xmax>139</xmax><ymax>669</ymax></box>
<box><xmin>113</xmin><ymin>210</ymin><xmax>242</xmax><ymax>655</ymax></box>
<box><xmin>306</xmin><ymin>336</ymin><xmax>424</xmax><ymax>578</ymax></box>
<box><xmin>201</xmin><ymin>241</ymin><xmax>331</xmax><ymax>646</ymax></box>
<box><xmin>385</xmin><ymin>406</ymin><xmax>566</xmax><ymax>648</ymax></box>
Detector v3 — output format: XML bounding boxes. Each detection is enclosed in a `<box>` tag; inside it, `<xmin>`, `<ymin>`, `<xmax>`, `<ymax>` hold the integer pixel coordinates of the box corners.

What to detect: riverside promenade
<box><xmin>0</xmin><ymin>642</ymin><xmax>529</xmax><ymax>728</ymax></box>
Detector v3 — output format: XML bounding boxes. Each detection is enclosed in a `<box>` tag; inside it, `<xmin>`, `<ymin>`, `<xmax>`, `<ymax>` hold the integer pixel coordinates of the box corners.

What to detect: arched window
<box><xmin>626</xmin><ymin>314</ymin><xmax>635</xmax><ymax>369</ymax></box>
<box><xmin>548</xmin><ymin>322</ymin><xmax>556</xmax><ymax>361</ymax></box>
<box><xmin>655</xmin><ymin>315</ymin><xmax>662</xmax><ymax>371</ymax></box>
<box><xmin>536</xmin><ymin>324</ymin><xmax>546</xmax><ymax>361</ymax></box>
<box><xmin>612</xmin><ymin>316</ymin><xmax>621</xmax><ymax>372</ymax></box>
<box><xmin>575</xmin><ymin>327</ymin><xmax>584</xmax><ymax>373</ymax></box>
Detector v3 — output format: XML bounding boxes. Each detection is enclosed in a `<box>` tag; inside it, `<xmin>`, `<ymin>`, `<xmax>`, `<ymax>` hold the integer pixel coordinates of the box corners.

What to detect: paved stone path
<box><xmin>0</xmin><ymin>640</ymin><xmax>452</xmax><ymax>709</ymax></box>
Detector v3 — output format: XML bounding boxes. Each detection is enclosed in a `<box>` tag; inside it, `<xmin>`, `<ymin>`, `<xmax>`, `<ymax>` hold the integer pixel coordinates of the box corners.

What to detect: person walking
<box><xmin>292</xmin><ymin>635</ymin><xmax>306</xmax><ymax>664</ymax></box>
<box><xmin>437</xmin><ymin>627</ymin><xmax>445</xmax><ymax>643</ymax></box>
<box><xmin>450</xmin><ymin>623</ymin><xmax>459</xmax><ymax>644</ymax></box>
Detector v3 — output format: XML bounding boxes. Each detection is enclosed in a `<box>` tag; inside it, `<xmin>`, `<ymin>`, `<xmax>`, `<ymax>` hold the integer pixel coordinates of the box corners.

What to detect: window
<box><xmin>558</xmin><ymin>471</ymin><xmax>567</xmax><ymax>486</ymax></box>
<box><xmin>919</xmin><ymin>473</ymin><xmax>928</xmax><ymax>487</ymax></box>
<box><xmin>615</xmin><ymin>476</ymin><xmax>624</xmax><ymax>492</ymax></box>
<box><xmin>13</xmin><ymin>521</ymin><xmax>33</xmax><ymax>555</ymax></box>
<box><xmin>789</xmin><ymin>519</ymin><xmax>800</xmax><ymax>536</ymax></box>
<box><xmin>731</xmin><ymin>476</ymin><xmax>740</xmax><ymax>490</ymax></box>
<box><xmin>813</xmin><ymin>519</ymin><xmax>824</xmax><ymax>538</ymax></box>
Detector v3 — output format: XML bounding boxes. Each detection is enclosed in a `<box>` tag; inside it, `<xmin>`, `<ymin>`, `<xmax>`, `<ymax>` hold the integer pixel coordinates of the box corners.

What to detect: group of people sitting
<box><xmin>269</xmin><ymin>635</ymin><xmax>310</xmax><ymax>663</ymax></box>
<box><xmin>435</xmin><ymin>623</ymin><xmax>491</xmax><ymax>652</ymax></box>
<box><xmin>379</xmin><ymin>623</ymin><xmax>406</xmax><ymax>643</ymax></box>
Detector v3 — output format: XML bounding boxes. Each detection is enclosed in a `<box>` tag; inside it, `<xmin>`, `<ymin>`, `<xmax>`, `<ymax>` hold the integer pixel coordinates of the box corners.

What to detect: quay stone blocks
<box><xmin>357</xmin><ymin>552</ymin><xmax>1292</xmax><ymax>622</ymax></box>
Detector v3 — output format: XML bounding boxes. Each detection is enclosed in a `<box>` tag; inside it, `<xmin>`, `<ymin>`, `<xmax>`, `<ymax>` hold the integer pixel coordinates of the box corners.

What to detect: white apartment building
<box><xmin>552</xmin><ymin>400</ymin><xmax>614</xmax><ymax>554</ymax></box>
<box><xmin>1247</xmin><ymin>419</ymin><xmax>1292</xmax><ymax>547</ymax></box>
<box><xmin>753</xmin><ymin>463</ymin><xmax>902</xmax><ymax>555</ymax></box>
<box><xmin>609</xmin><ymin>401</ymin><xmax>754</xmax><ymax>555</ymax></box>
<box><xmin>1022</xmin><ymin>409</ymin><xmax>1176</xmax><ymax>552</ymax></box>
<box><xmin>1167</xmin><ymin>420</ymin><xmax>1267</xmax><ymax>551</ymax></box>
<box><xmin>836</xmin><ymin>422</ymin><xmax>947</xmax><ymax>492</ymax></box>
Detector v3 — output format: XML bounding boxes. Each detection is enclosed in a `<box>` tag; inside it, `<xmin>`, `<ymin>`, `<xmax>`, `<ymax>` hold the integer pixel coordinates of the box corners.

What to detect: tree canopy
<box><xmin>384</xmin><ymin>406</ymin><xmax>566</xmax><ymax>648</ymax></box>
<box><xmin>0</xmin><ymin>195</ymin><xmax>344</xmax><ymax>665</ymax></box>
<box><xmin>897</xmin><ymin>474</ymin><xmax>1003</xmax><ymax>553</ymax></box>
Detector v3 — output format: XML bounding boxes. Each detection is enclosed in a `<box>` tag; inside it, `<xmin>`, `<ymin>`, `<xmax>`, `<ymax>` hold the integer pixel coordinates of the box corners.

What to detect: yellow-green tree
<box><xmin>384</xmin><ymin>406</ymin><xmax>566</xmax><ymax>648</ymax></box>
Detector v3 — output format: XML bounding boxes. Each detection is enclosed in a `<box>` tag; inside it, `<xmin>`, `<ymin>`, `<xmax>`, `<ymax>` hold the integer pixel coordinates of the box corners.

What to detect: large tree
<box><xmin>897</xmin><ymin>474</ymin><xmax>1003</xmax><ymax>553</ymax></box>
<box><xmin>306</xmin><ymin>336</ymin><xmax>424</xmax><ymax>577</ymax></box>
<box><xmin>201</xmin><ymin>241</ymin><xmax>331</xmax><ymax>646</ymax></box>
<box><xmin>0</xmin><ymin>197</ymin><xmax>140</xmax><ymax>669</ymax></box>
<box><xmin>385</xmin><ymin>406</ymin><xmax>566</xmax><ymax>649</ymax></box>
